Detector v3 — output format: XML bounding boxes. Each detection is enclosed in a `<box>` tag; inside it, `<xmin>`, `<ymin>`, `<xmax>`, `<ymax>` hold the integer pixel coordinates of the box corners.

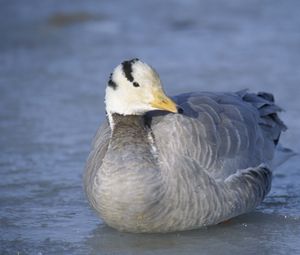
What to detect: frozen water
<box><xmin>1</xmin><ymin>0</ymin><xmax>300</xmax><ymax>254</ymax></box>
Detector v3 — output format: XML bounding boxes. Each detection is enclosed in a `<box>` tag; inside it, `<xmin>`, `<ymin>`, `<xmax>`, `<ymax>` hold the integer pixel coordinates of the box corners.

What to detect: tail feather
<box><xmin>237</xmin><ymin>90</ymin><xmax>287</xmax><ymax>145</ymax></box>
<box><xmin>272</xmin><ymin>144</ymin><xmax>297</xmax><ymax>168</ymax></box>
<box><xmin>236</xmin><ymin>89</ymin><xmax>296</xmax><ymax>167</ymax></box>
<box><xmin>257</xmin><ymin>91</ymin><xmax>274</xmax><ymax>102</ymax></box>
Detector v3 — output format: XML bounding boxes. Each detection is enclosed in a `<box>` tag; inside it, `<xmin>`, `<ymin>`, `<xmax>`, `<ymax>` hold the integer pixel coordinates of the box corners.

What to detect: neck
<box><xmin>109</xmin><ymin>113</ymin><xmax>145</xmax><ymax>134</ymax></box>
<box><xmin>107</xmin><ymin>113</ymin><xmax>157</xmax><ymax>164</ymax></box>
<box><xmin>109</xmin><ymin>113</ymin><xmax>144</xmax><ymax>130</ymax></box>
<box><xmin>107</xmin><ymin>112</ymin><xmax>144</xmax><ymax>130</ymax></box>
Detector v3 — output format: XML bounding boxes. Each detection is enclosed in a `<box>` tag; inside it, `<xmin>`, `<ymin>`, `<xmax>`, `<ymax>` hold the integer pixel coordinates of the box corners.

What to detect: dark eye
<box><xmin>133</xmin><ymin>82</ymin><xmax>140</xmax><ymax>87</ymax></box>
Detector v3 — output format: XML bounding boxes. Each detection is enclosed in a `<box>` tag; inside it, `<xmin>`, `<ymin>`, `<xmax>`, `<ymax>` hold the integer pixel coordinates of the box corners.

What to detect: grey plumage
<box><xmin>84</xmin><ymin>90</ymin><xmax>289</xmax><ymax>233</ymax></box>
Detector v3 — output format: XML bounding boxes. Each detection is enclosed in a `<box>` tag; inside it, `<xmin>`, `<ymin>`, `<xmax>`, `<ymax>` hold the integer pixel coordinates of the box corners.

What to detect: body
<box><xmin>84</xmin><ymin>59</ymin><xmax>290</xmax><ymax>233</ymax></box>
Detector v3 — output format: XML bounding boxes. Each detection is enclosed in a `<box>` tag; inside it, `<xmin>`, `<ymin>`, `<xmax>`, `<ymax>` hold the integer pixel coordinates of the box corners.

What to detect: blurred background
<box><xmin>0</xmin><ymin>0</ymin><xmax>299</xmax><ymax>254</ymax></box>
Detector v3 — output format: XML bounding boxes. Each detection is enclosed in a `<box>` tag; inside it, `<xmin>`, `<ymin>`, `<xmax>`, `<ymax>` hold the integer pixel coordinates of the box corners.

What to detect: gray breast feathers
<box><xmin>84</xmin><ymin>121</ymin><xmax>111</xmax><ymax>201</ymax></box>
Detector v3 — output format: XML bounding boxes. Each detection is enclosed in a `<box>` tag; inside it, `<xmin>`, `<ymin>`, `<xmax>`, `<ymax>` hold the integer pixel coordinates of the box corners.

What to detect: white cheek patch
<box><xmin>105</xmin><ymin>59</ymin><xmax>163</xmax><ymax>117</ymax></box>
<box><xmin>105</xmin><ymin>82</ymin><xmax>156</xmax><ymax>116</ymax></box>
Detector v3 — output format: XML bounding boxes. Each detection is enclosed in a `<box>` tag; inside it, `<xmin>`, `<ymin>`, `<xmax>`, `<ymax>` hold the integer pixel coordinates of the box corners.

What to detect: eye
<box><xmin>133</xmin><ymin>82</ymin><xmax>140</xmax><ymax>87</ymax></box>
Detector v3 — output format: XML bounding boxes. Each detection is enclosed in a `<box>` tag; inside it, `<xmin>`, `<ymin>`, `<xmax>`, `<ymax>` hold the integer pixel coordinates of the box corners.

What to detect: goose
<box><xmin>84</xmin><ymin>58</ymin><xmax>292</xmax><ymax>233</ymax></box>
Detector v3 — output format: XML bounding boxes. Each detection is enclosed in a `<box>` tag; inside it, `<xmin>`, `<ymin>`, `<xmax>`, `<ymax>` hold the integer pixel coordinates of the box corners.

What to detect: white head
<box><xmin>105</xmin><ymin>59</ymin><xmax>178</xmax><ymax>119</ymax></box>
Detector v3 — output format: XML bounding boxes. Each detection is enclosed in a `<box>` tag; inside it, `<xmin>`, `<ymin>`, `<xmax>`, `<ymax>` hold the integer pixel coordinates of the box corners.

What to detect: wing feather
<box><xmin>148</xmin><ymin>91</ymin><xmax>285</xmax><ymax>180</ymax></box>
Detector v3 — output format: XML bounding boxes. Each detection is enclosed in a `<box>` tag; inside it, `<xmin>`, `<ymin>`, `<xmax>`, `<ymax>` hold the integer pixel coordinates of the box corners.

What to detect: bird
<box><xmin>84</xmin><ymin>58</ymin><xmax>293</xmax><ymax>233</ymax></box>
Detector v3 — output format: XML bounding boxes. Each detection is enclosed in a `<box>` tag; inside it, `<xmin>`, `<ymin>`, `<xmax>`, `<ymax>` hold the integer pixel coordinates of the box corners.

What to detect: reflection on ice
<box><xmin>86</xmin><ymin>212</ymin><xmax>300</xmax><ymax>255</ymax></box>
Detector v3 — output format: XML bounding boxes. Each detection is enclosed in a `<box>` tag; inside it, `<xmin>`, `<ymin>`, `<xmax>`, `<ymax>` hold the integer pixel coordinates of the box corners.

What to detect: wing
<box><xmin>147</xmin><ymin>90</ymin><xmax>286</xmax><ymax>180</ymax></box>
<box><xmin>84</xmin><ymin>121</ymin><xmax>111</xmax><ymax>196</ymax></box>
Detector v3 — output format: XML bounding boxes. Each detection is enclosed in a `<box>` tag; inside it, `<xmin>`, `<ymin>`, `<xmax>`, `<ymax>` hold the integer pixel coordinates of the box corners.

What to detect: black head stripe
<box><xmin>108</xmin><ymin>73</ymin><xmax>117</xmax><ymax>90</ymax></box>
<box><xmin>121</xmin><ymin>58</ymin><xmax>139</xmax><ymax>82</ymax></box>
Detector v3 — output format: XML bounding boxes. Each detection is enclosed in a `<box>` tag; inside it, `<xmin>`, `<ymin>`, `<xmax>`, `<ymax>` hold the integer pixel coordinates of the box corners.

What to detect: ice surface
<box><xmin>0</xmin><ymin>0</ymin><xmax>300</xmax><ymax>254</ymax></box>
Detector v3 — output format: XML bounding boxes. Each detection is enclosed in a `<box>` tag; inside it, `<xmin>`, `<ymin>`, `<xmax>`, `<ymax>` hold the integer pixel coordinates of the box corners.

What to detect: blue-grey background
<box><xmin>0</xmin><ymin>0</ymin><xmax>299</xmax><ymax>254</ymax></box>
